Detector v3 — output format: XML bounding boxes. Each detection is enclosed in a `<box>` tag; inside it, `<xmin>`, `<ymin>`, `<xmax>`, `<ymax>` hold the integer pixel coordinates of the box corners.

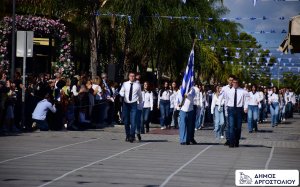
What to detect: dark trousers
<box><xmin>122</xmin><ymin>102</ymin><xmax>137</xmax><ymax>138</ymax></box>
<box><xmin>228</xmin><ymin>107</ymin><xmax>243</xmax><ymax>145</ymax></box>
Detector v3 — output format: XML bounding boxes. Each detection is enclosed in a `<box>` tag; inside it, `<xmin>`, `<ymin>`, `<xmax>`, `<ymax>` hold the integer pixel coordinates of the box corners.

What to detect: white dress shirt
<box><xmin>284</xmin><ymin>92</ymin><xmax>292</xmax><ymax>103</ymax></box>
<box><xmin>32</xmin><ymin>99</ymin><xmax>56</xmax><ymax>120</ymax></box>
<box><xmin>218</xmin><ymin>84</ymin><xmax>231</xmax><ymax>106</ymax></box>
<box><xmin>119</xmin><ymin>81</ymin><xmax>143</xmax><ymax>104</ymax></box>
<box><xmin>177</xmin><ymin>88</ymin><xmax>195</xmax><ymax>112</ymax></box>
<box><xmin>211</xmin><ymin>93</ymin><xmax>224</xmax><ymax>114</ymax></box>
<box><xmin>269</xmin><ymin>93</ymin><xmax>279</xmax><ymax>103</ymax></box>
<box><xmin>170</xmin><ymin>90</ymin><xmax>180</xmax><ymax>110</ymax></box>
<box><xmin>290</xmin><ymin>92</ymin><xmax>296</xmax><ymax>104</ymax></box>
<box><xmin>158</xmin><ymin>89</ymin><xmax>172</xmax><ymax>105</ymax></box>
<box><xmin>193</xmin><ymin>86</ymin><xmax>202</xmax><ymax>106</ymax></box>
<box><xmin>142</xmin><ymin>91</ymin><xmax>153</xmax><ymax>110</ymax></box>
<box><xmin>224</xmin><ymin>87</ymin><xmax>248</xmax><ymax>109</ymax></box>
<box><xmin>247</xmin><ymin>91</ymin><xmax>262</xmax><ymax>106</ymax></box>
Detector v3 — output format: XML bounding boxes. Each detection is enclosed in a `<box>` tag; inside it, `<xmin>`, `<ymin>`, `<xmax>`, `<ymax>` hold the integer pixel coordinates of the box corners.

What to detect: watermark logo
<box><xmin>236</xmin><ymin>170</ymin><xmax>299</xmax><ymax>186</ymax></box>
<box><xmin>239</xmin><ymin>172</ymin><xmax>253</xmax><ymax>184</ymax></box>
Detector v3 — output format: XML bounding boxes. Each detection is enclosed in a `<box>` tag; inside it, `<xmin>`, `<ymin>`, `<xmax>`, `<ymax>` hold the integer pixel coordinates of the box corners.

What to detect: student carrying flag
<box><xmin>177</xmin><ymin>48</ymin><xmax>197</xmax><ymax>145</ymax></box>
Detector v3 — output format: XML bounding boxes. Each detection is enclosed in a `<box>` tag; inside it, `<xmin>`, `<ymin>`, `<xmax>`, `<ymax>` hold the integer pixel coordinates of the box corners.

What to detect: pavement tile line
<box><xmin>0</xmin><ymin>138</ymin><xmax>102</xmax><ymax>164</ymax></box>
<box><xmin>265</xmin><ymin>146</ymin><xmax>275</xmax><ymax>169</ymax></box>
<box><xmin>37</xmin><ymin>142</ymin><xmax>151</xmax><ymax>187</ymax></box>
<box><xmin>160</xmin><ymin>145</ymin><xmax>213</xmax><ymax>187</ymax></box>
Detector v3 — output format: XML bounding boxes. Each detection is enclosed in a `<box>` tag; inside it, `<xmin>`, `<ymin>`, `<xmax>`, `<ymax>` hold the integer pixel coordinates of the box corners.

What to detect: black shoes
<box><xmin>190</xmin><ymin>139</ymin><xmax>197</xmax><ymax>145</ymax></box>
<box><xmin>137</xmin><ymin>134</ymin><xmax>141</xmax><ymax>141</ymax></box>
<box><xmin>224</xmin><ymin>140</ymin><xmax>230</xmax><ymax>146</ymax></box>
<box><xmin>125</xmin><ymin>136</ymin><xmax>130</xmax><ymax>142</ymax></box>
<box><xmin>129</xmin><ymin>136</ymin><xmax>135</xmax><ymax>143</ymax></box>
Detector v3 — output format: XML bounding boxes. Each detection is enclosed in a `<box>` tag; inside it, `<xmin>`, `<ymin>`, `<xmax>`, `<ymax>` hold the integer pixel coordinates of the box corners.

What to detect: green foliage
<box><xmin>8</xmin><ymin>0</ymin><xmax>274</xmax><ymax>86</ymax></box>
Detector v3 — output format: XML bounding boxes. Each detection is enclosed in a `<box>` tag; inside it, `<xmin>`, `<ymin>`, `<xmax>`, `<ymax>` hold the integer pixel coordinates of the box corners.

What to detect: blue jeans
<box><xmin>171</xmin><ymin>110</ymin><xmax>179</xmax><ymax>128</ymax></box>
<box><xmin>159</xmin><ymin>100</ymin><xmax>170</xmax><ymax>127</ymax></box>
<box><xmin>122</xmin><ymin>102</ymin><xmax>137</xmax><ymax>137</ymax></box>
<box><xmin>214</xmin><ymin>106</ymin><xmax>224</xmax><ymax>139</ymax></box>
<box><xmin>135</xmin><ymin>109</ymin><xmax>142</xmax><ymax>134</ymax></box>
<box><xmin>270</xmin><ymin>102</ymin><xmax>279</xmax><ymax>127</ymax></box>
<box><xmin>195</xmin><ymin>106</ymin><xmax>205</xmax><ymax>129</ymax></box>
<box><xmin>228</xmin><ymin>107</ymin><xmax>243</xmax><ymax>145</ymax></box>
<box><xmin>285</xmin><ymin>102</ymin><xmax>292</xmax><ymax>118</ymax></box>
<box><xmin>142</xmin><ymin>108</ymin><xmax>151</xmax><ymax>132</ymax></box>
<box><xmin>179</xmin><ymin>110</ymin><xmax>194</xmax><ymax>144</ymax></box>
<box><xmin>194</xmin><ymin>105</ymin><xmax>201</xmax><ymax>129</ymax></box>
<box><xmin>247</xmin><ymin>105</ymin><xmax>258</xmax><ymax>132</ymax></box>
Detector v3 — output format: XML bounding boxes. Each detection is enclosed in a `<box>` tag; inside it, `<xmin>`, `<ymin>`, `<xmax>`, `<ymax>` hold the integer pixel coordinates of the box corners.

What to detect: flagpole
<box><xmin>180</xmin><ymin>40</ymin><xmax>196</xmax><ymax>107</ymax></box>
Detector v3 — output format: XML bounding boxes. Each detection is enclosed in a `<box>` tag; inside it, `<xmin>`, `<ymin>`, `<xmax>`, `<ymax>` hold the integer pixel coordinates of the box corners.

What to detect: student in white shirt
<box><xmin>170</xmin><ymin>81</ymin><xmax>179</xmax><ymax>129</ymax></box>
<box><xmin>158</xmin><ymin>81</ymin><xmax>172</xmax><ymax>129</ymax></box>
<box><xmin>32</xmin><ymin>94</ymin><xmax>56</xmax><ymax>131</ymax></box>
<box><xmin>218</xmin><ymin>74</ymin><xmax>234</xmax><ymax>145</ymax></box>
<box><xmin>119</xmin><ymin>72</ymin><xmax>143</xmax><ymax>143</ymax></box>
<box><xmin>193</xmin><ymin>83</ymin><xmax>202</xmax><ymax>131</ymax></box>
<box><xmin>269</xmin><ymin>86</ymin><xmax>279</xmax><ymax>127</ymax></box>
<box><xmin>196</xmin><ymin>85</ymin><xmax>206</xmax><ymax>130</ymax></box>
<box><xmin>284</xmin><ymin>88</ymin><xmax>293</xmax><ymax>118</ymax></box>
<box><xmin>224</xmin><ymin>77</ymin><xmax>248</xmax><ymax>148</ymax></box>
<box><xmin>177</xmin><ymin>87</ymin><xmax>197</xmax><ymax>145</ymax></box>
<box><xmin>247</xmin><ymin>85</ymin><xmax>262</xmax><ymax>133</ymax></box>
<box><xmin>211</xmin><ymin>85</ymin><xmax>224</xmax><ymax>139</ymax></box>
<box><xmin>142</xmin><ymin>81</ymin><xmax>153</xmax><ymax>133</ymax></box>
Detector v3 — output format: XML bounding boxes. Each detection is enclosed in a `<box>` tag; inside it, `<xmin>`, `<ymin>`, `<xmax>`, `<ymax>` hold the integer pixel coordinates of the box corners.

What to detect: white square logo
<box><xmin>236</xmin><ymin>170</ymin><xmax>299</xmax><ymax>186</ymax></box>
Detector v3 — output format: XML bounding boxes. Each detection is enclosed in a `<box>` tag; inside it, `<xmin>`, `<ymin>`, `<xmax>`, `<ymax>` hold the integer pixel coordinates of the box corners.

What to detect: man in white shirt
<box><xmin>177</xmin><ymin>87</ymin><xmax>197</xmax><ymax>145</ymax></box>
<box><xmin>224</xmin><ymin>77</ymin><xmax>248</xmax><ymax>148</ymax></box>
<box><xmin>32</xmin><ymin>94</ymin><xmax>56</xmax><ymax>131</ymax></box>
<box><xmin>218</xmin><ymin>75</ymin><xmax>234</xmax><ymax>145</ymax></box>
<box><xmin>119</xmin><ymin>72</ymin><xmax>143</xmax><ymax>143</ymax></box>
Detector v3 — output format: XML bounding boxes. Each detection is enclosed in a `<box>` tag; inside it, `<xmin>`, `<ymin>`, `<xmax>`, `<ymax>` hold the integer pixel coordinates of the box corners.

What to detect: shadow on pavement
<box><xmin>141</xmin><ymin>140</ymin><xmax>168</xmax><ymax>143</ymax></box>
<box><xmin>240</xmin><ymin>144</ymin><xmax>272</xmax><ymax>148</ymax></box>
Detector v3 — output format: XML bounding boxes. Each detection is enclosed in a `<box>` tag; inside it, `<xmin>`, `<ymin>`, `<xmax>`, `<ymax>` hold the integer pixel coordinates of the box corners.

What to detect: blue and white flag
<box><xmin>181</xmin><ymin>49</ymin><xmax>194</xmax><ymax>97</ymax></box>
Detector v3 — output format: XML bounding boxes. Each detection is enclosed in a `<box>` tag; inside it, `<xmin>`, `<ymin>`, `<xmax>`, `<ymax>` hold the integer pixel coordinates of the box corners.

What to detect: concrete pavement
<box><xmin>0</xmin><ymin>114</ymin><xmax>299</xmax><ymax>187</ymax></box>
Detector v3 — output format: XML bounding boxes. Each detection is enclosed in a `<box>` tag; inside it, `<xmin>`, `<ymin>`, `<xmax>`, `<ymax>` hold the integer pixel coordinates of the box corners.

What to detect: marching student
<box><xmin>269</xmin><ymin>86</ymin><xmax>280</xmax><ymax>127</ymax></box>
<box><xmin>142</xmin><ymin>81</ymin><xmax>153</xmax><ymax>133</ymax></box>
<box><xmin>158</xmin><ymin>81</ymin><xmax>172</xmax><ymax>129</ymax></box>
<box><xmin>193</xmin><ymin>82</ymin><xmax>202</xmax><ymax>131</ymax></box>
<box><xmin>247</xmin><ymin>85</ymin><xmax>263</xmax><ymax>133</ymax></box>
<box><xmin>224</xmin><ymin>77</ymin><xmax>248</xmax><ymax>148</ymax></box>
<box><xmin>284</xmin><ymin>88</ymin><xmax>293</xmax><ymax>119</ymax></box>
<box><xmin>218</xmin><ymin>74</ymin><xmax>234</xmax><ymax>145</ymax></box>
<box><xmin>211</xmin><ymin>85</ymin><xmax>224</xmax><ymax>140</ymax></box>
<box><xmin>177</xmin><ymin>87</ymin><xmax>197</xmax><ymax>145</ymax></box>
<box><xmin>170</xmin><ymin>81</ymin><xmax>179</xmax><ymax>129</ymax></box>
<box><xmin>119</xmin><ymin>72</ymin><xmax>143</xmax><ymax>143</ymax></box>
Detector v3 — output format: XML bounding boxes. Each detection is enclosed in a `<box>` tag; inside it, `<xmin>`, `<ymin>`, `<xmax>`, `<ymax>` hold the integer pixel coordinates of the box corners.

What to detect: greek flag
<box><xmin>181</xmin><ymin>49</ymin><xmax>194</xmax><ymax>97</ymax></box>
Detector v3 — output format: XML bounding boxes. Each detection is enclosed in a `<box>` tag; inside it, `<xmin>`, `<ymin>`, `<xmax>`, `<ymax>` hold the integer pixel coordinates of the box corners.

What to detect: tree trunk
<box><xmin>109</xmin><ymin>15</ymin><xmax>117</xmax><ymax>64</ymax></box>
<box><xmin>123</xmin><ymin>24</ymin><xmax>131</xmax><ymax>79</ymax></box>
<box><xmin>89</xmin><ymin>8</ymin><xmax>101</xmax><ymax>79</ymax></box>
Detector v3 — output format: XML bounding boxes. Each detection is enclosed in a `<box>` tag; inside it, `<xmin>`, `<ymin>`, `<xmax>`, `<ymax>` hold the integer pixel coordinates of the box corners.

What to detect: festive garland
<box><xmin>0</xmin><ymin>15</ymin><xmax>74</xmax><ymax>76</ymax></box>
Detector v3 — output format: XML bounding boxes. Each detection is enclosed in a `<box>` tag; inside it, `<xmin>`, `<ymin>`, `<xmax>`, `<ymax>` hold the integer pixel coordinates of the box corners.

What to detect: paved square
<box><xmin>0</xmin><ymin>115</ymin><xmax>299</xmax><ymax>187</ymax></box>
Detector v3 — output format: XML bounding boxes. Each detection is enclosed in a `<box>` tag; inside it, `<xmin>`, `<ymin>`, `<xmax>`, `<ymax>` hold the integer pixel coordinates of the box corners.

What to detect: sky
<box><xmin>223</xmin><ymin>0</ymin><xmax>300</xmax><ymax>78</ymax></box>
